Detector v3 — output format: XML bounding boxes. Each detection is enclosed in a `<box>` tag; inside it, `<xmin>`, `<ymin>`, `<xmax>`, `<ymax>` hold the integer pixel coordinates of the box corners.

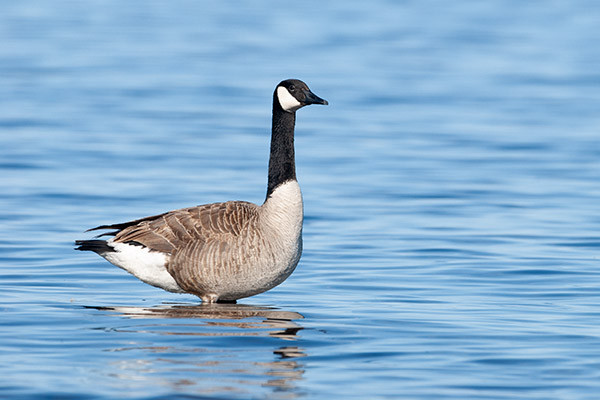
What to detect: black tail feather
<box><xmin>94</xmin><ymin>230</ymin><xmax>121</xmax><ymax>238</ymax></box>
<box><xmin>74</xmin><ymin>239</ymin><xmax>114</xmax><ymax>254</ymax></box>
<box><xmin>85</xmin><ymin>211</ymin><xmax>169</xmax><ymax>234</ymax></box>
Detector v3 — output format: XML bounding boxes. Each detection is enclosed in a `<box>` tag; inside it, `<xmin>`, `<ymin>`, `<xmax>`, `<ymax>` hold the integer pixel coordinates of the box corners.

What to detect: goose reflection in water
<box><xmin>87</xmin><ymin>303</ymin><xmax>307</xmax><ymax>397</ymax></box>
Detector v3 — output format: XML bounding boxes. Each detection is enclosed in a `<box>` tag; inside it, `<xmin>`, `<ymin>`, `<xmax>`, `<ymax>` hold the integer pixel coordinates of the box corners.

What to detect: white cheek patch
<box><xmin>277</xmin><ymin>86</ymin><xmax>303</xmax><ymax>112</ymax></box>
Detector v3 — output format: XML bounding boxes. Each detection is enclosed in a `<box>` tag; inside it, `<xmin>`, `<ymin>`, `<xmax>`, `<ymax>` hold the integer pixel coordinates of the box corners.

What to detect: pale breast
<box><xmin>259</xmin><ymin>179</ymin><xmax>304</xmax><ymax>268</ymax></box>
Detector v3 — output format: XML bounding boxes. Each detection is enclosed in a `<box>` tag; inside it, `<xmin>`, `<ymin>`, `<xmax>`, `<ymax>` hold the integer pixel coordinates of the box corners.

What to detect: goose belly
<box><xmin>221</xmin><ymin>233</ymin><xmax>303</xmax><ymax>300</ymax></box>
<box><xmin>170</xmin><ymin>230</ymin><xmax>303</xmax><ymax>301</ymax></box>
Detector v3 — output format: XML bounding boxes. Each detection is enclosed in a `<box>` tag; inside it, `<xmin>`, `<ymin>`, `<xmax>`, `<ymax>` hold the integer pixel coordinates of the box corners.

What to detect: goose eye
<box><xmin>288</xmin><ymin>85</ymin><xmax>296</xmax><ymax>92</ymax></box>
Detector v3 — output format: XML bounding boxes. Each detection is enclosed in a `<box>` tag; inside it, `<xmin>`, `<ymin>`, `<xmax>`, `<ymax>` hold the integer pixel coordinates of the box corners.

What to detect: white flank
<box><xmin>277</xmin><ymin>86</ymin><xmax>302</xmax><ymax>112</ymax></box>
<box><xmin>103</xmin><ymin>241</ymin><xmax>185</xmax><ymax>293</ymax></box>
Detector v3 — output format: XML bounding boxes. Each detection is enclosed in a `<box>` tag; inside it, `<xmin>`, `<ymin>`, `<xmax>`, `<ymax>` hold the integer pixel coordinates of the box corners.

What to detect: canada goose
<box><xmin>75</xmin><ymin>79</ymin><xmax>328</xmax><ymax>303</ymax></box>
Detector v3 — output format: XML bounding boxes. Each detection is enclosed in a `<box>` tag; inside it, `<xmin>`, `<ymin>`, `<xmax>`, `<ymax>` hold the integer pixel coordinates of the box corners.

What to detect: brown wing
<box><xmin>97</xmin><ymin>201</ymin><xmax>259</xmax><ymax>254</ymax></box>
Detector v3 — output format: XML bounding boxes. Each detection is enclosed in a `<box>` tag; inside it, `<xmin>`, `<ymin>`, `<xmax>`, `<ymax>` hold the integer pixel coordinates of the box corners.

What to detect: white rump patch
<box><xmin>277</xmin><ymin>86</ymin><xmax>303</xmax><ymax>112</ymax></box>
<box><xmin>103</xmin><ymin>241</ymin><xmax>185</xmax><ymax>293</ymax></box>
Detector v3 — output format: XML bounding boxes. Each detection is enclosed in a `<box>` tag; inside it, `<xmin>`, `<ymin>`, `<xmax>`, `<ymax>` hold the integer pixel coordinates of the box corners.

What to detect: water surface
<box><xmin>1</xmin><ymin>1</ymin><xmax>600</xmax><ymax>399</ymax></box>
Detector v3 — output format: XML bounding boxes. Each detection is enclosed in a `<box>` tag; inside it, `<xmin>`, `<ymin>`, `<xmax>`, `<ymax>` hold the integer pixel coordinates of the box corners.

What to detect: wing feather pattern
<box><xmin>91</xmin><ymin>201</ymin><xmax>261</xmax><ymax>296</ymax></box>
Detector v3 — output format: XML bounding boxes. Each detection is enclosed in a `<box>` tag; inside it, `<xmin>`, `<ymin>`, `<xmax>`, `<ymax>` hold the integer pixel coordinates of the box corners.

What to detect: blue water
<box><xmin>1</xmin><ymin>1</ymin><xmax>600</xmax><ymax>399</ymax></box>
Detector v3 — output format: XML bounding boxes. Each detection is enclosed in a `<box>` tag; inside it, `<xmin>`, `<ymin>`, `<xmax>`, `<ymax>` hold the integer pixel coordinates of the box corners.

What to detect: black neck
<box><xmin>266</xmin><ymin>99</ymin><xmax>297</xmax><ymax>199</ymax></box>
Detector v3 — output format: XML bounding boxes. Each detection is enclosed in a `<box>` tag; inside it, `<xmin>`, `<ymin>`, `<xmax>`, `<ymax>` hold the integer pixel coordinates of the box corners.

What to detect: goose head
<box><xmin>275</xmin><ymin>79</ymin><xmax>328</xmax><ymax>113</ymax></box>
